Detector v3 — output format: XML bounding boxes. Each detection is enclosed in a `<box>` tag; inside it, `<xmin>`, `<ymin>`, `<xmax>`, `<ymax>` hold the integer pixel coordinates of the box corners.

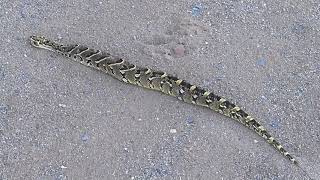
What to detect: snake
<box><xmin>30</xmin><ymin>35</ymin><xmax>298</xmax><ymax>165</ymax></box>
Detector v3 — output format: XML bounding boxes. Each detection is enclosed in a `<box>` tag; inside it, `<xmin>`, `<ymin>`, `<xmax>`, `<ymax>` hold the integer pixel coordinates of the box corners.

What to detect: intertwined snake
<box><xmin>30</xmin><ymin>35</ymin><xmax>298</xmax><ymax>165</ymax></box>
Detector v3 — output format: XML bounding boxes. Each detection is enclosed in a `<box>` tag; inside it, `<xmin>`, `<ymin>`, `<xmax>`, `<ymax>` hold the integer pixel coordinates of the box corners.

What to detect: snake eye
<box><xmin>31</xmin><ymin>40</ymin><xmax>39</xmax><ymax>47</ymax></box>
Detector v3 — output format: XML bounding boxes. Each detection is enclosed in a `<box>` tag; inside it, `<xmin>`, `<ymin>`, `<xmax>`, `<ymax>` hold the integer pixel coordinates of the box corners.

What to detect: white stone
<box><xmin>58</xmin><ymin>104</ymin><xmax>67</xmax><ymax>108</ymax></box>
<box><xmin>170</xmin><ymin>129</ymin><xmax>177</xmax><ymax>133</ymax></box>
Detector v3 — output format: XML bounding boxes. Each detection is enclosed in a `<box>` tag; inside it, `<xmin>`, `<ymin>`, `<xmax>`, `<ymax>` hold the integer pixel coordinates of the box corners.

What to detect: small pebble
<box><xmin>0</xmin><ymin>104</ymin><xmax>8</xmax><ymax>114</ymax></box>
<box><xmin>170</xmin><ymin>129</ymin><xmax>177</xmax><ymax>133</ymax></box>
<box><xmin>186</xmin><ymin>116</ymin><xmax>194</xmax><ymax>124</ymax></box>
<box><xmin>292</xmin><ymin>23</ymin><xmax>306</xmax><ymax>35</ymax></box>
<box><xmin>254</xmin><ymin>140</ymin><xmax>258</xmax><ymax>143</ymax></box>
<box><xmin>58</xmin><ymin>104</ymin><xmax>67</xmax><ymax>108</ymax></box>
<box><xmin>270</xmin><ymin>121</ymin><xmax>280</xmax><ymax>128</ymax></box>
<box><xmin>256</xmin><ymin>58</ymin><xmax>267</xmax><ymax>66</ymax></box>
<box><xmin>191</xmin><ymin>3</ymin><xmax>203</xmax><ymax>17</ymax></box>
<box><xmin>261</xmin><ymin>95</ymin><xmax>267</xmax><ymax>100</ymax></box>
<box><xmin>173</xmin><ymin>44</ymin><xmax>185</xmax><ymax>57</ymax></box>
<box><xmin>80</xmin><ymin>132</ymin><xmax>90</xmax><ymax>142</ymax></box>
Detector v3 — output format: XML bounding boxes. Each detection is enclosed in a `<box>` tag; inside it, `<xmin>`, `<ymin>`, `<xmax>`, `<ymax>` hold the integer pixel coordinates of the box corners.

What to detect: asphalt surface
<box><xmin>0</xmin><ymin>0</ymin><xmax>319</xmax><ymax>179</ymax></box>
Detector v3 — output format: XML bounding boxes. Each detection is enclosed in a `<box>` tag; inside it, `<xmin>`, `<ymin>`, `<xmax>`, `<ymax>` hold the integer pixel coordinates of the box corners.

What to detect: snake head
<box><xmin>30</xmin><ymin>35</ymin><xmax>60</xmax><ymax>51</ymax></box>
<box><xmin>30</xmin><ymin>35</ymin><xmax>49</xmax><ymax>47</ymax></box>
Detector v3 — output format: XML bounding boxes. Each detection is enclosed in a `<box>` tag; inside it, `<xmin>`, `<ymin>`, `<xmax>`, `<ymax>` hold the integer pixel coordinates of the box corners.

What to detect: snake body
<box><xmin>30</xmin><ymin>35</ymin><xmax>298</xmax><ymax>164</ymax></box>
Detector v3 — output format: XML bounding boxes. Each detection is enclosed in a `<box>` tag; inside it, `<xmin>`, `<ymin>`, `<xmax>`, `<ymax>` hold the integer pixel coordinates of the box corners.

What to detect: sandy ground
<box><xmin>1</xmin><ymin>0</ymin><xmax>319</xmax><ymax>179</ymax></box>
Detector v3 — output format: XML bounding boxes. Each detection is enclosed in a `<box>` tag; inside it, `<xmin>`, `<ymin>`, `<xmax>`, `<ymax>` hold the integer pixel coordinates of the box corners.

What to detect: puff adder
<box><xmin>30</xmin><ymin>35</ymin><xmax>298</xmax><ymax>165</ymax></box>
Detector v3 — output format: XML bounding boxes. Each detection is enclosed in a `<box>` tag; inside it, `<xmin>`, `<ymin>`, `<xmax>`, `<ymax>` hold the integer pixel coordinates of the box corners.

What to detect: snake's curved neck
<box><xmin>47</xmin><ymin>41</ymin><xmax>64</xmax><ymax>52</ymax></box>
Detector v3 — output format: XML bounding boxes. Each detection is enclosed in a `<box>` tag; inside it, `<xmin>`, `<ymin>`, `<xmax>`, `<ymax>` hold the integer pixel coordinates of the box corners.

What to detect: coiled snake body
<box><xmin>30</xmin><ymin>35</ymin><xmax>298</xmax><ymax>165</ymax></box>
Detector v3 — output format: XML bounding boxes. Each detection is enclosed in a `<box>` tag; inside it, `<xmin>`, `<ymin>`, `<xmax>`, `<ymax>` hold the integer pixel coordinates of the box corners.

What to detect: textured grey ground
<box><xmin>0</xmin><ymin>0</ymin><xmax>319</xmax><ymax>179</ymax></box>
